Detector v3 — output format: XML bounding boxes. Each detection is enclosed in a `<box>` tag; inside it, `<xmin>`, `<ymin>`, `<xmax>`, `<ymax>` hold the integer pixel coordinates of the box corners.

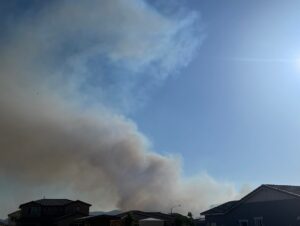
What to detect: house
<box><xmin>72</xmin><ymin>214</ymin><xmax>121</xmax><ymax>226</ymax></box>
<box><xmin>117</xmin><ymin>210</ymin><xmax>180</xmax><ymax>226</ymax></box>
<box><xmin>139</xmin><ymin>218</ymin><xmax>165</xmax><ymax>226</ymax></box>
<box><xmin>8</xmin><ymin>210</ymin><xmax>21</xmax><ymax>226</ymax></box>
<box><xmin>201</xmin><ymin>184</ymin><xmax>300</xmax><ymax>226</ymax></box>
<box><xmin>193</xmin><ymin>217</ymin><xmax>206</xmax><ymax>226</ymax></box>
<box><xmin>73</xmin><ymin>210</ymin><xmax>186</xmax><ymax>226</ymax></box>
<box><xmin>0</xmin><ymin>219</ymin><xmax>8</xmax><ymax>226</ymax></box>
<box><xmin>9</xmin><ymin>199</ymin><xmax>91</xmax><ymax>226</ymax></box>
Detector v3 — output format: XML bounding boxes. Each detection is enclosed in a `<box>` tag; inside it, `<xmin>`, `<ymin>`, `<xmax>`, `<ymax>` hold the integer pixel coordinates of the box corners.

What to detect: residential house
<box><xmin>72</xmin><ymin>214</ymin><xmax>121</xmax><ymax>226</ymax></box>
<box><xmin>8</xmin><ymin>210</ymin><xmax>21</xmax><ymax>226</ymax></box>
<box><xmin>201</xmin><ymin>184</ymin><xmax>300</xmax><ymax>226</ymax></box>
<box><xmin>72</xmin><ymin>210</ymin><xmax>186</xmax><ymax>226</ymax></box>
<box><xmin>9</xmin><ymin>199</ymin><xmax>91</xmax><ymax>226</ymax></box>
<box><xmin>0</xmin><ymin>219</ymin><xmax>8</xmax><ymax>226</ymax></box>
<box><xmin>117</xmin><ymin>210</ymin><xmax>180</xmax><ymax>226</ymax></box>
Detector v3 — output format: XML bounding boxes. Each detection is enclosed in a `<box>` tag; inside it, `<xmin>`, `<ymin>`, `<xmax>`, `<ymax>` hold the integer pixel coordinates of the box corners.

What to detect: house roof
<box><xmin>201</xmin><ymin>184</ymin><xmax>300</xmax><ymax>216</ymax></box>
<box><xmin>264</xmin><ymin>184</ymin><xmax>300</xmax><ymax>197</ymax></box>
<box><xmin>117</xmin><ymin>210</ymin><xmax>179</xmax><ymax>221</ymax></box>
<box><xmin>8</xmin><ymin>210</ymin><xmax>21</xmax><ymax>217</ymax></box>
<box><xmin>55</xmin><ymin>212</ymin><xmax>88</xmax><ymax>221</ymax></box>
<box><xmin>200</xmin><ymin>201</ymin><xmax>239</xmax><ymax>216</ymax></box>
<box><xmin>74</xmin><ymin>214</ymin><xmax>121</xmax><ymax>222</ymax></box>
<box><xmin>19</xmin><ymin>199</ymin><xmax>91</xmax><ymax>208</ymax></box>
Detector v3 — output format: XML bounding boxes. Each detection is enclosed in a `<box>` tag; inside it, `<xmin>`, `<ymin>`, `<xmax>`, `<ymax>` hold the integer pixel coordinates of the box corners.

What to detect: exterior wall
<box><xmin>57</xmin><ymin>213</ymin><xmax>86</xmax><ymax>226</ymax></box>
<box><xmin>21</xmin><ymin>204</ymin><xmax>42</xmax><ymax>218</ymax></box>
<box><xmin>205</xmin><ymin>215</ymin><xmax>225</xmax><ymax>226</ymax></box>
<box><xmin>65</xmin><ymin>202</ymin><xmax>89</xmax><ymax>215</ymax></box>
<box><xmin>225</xmin><ymin>198</ymin><xmax>300</xmax><ymax>226</ymax></box>
<box><xmin>73</xmin><ymin>216</ymin><xmax>121</xmax><ymax>226</ymax></box>
<box><xmin>206</xmin><ymin>198</ymin><xmax>300</xmax><ymax>226</ymax></box>
<box><xmin>42</xmin><ymin>206</ymin><xmax>65</xmax><ymax>216</ymax></box>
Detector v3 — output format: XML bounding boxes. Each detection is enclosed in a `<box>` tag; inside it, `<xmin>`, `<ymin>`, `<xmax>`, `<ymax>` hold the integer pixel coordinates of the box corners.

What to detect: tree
<box><xmin>187</xmin><ymin>212</ymin><xmax>194</xmax><ymax>226</ymax></box>
<box><xmin>123</xmin><ymin>213</ymin><xmax>136</xmax><ymax>226</ymax></box>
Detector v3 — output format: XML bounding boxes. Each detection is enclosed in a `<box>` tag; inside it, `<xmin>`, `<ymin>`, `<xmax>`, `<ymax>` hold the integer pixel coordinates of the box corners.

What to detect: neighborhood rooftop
<box><xmin>200</xmin><ymin>201</ymin><xmax>239</xmax><ymax>215</ymax></box>
<box><xmin>201</xmin><ymin>184</ymin><xmax>300</xmax><ymax>216</ymax></box>
<box><xmin>19</xmin><ymin>199</ymin><xmax>91</xmax><ymax>208</ymax></box>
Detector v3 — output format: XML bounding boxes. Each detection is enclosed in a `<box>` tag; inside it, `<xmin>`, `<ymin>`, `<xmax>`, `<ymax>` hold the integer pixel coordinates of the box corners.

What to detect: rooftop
<box><xmin>19</xmin><ymin>199</ymin><xmax>91</xmax><ymax>208</ymax></box>
<box><xmin>201</xmin><ymin>184</ymin><xmax>300</xmax><ymax>216</ymax></box>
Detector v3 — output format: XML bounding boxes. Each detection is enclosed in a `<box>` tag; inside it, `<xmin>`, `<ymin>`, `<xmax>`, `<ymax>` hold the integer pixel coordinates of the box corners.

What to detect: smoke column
<box><xmin>0</xmin><ymin>0</ymin><xmax>246</xmax><ymax>217</ymax></box>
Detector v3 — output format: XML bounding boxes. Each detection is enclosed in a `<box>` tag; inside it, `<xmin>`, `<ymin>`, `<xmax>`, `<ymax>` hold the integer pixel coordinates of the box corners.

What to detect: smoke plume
<box><xmin>0</xmin><ymin>0</ymin><xmax>244</xmax><ymax>218</ymax></box>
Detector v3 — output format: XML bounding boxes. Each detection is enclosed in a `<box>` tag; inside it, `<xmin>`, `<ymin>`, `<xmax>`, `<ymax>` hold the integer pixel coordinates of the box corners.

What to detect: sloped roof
<box><xmin>264</xmin><ymin>184</ymin><xmax>300</xmax><ymax>197</ymax></box>
<box><xmin>19</xmin><ymin>199</ymin><xmax>91</xmax><ymax>208</ymax></box>
<box><xmin>201</xmin><ymin>184</ymin><xmax>300</xmax><ymax>216</ymax></box>
<box><xmin>200</xmin><ymin>201</ymin><xmax>239</xmax><ymax>216</ymax></box>
<box><xmin>8</xmin><ymin>210</ymin><xmax>21</xmax><ymax>217</ymax></box>
<box><xmin>35</xmin><ymin>199</ymin><xmax>73</xmax><ymax>206</ymax></box>
<box><xmin>117</xmin><ymin>211</ymin><xmax>178</xmax><ymax>221</ymax></box>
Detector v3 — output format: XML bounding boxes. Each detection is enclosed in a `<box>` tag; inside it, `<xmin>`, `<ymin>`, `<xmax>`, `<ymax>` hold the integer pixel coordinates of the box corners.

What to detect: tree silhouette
<box><xmin>123</xmin><ymin>213</ymin><xmax>136</xmax><ymax>226</ymax></box>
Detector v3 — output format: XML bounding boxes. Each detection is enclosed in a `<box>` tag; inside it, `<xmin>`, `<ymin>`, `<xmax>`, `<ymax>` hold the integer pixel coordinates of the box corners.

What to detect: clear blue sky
<box><xmin>133</xmin><ymin>0</ymin><xmax>300</xmax><ymax>185</ymax></box>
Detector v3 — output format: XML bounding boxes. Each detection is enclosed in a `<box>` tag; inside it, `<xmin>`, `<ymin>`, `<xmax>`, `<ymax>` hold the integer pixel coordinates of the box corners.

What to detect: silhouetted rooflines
<box><xmin>19</xmin><ymin>199</ymin><xmax>91</xmax><ymax>208</ymax></box>
<box><xmin>117</xmin><ymin>210</ymin><xmax>180</xmax><ymax>221</ymax></box>
<box><xmin>201</xmin><ymin>184</ymin><xmax>300</xmax><ymax>216</ymax></box>
<box><xmin>74</xmin><ymin>214</ymin><xmax>121</xmax><ymax>222</ymax></box>
<box><xmin>200</xmin><ymin>201</ymin><xmax>239</xmax><ymax>216</ymax></box>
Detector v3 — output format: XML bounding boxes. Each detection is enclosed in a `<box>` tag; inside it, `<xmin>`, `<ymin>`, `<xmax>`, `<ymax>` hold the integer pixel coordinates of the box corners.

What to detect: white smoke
<box><xmin>0</xmin><ymin>0</ymin><xmax>244</xmax><ymax>218</ymax></box>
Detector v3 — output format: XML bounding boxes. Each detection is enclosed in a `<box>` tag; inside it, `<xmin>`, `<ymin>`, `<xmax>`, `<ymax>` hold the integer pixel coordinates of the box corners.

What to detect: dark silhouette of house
<box><xmin>72</xmin><ymin>210</ymin><xmax>186</xmax><ymax>226</ymax></box>
<box><xmin>117</xmin><ymin>211</ymin><xmax>187</xmax><ymax>226</ymax></box>
<box><xmin>9</xmin><ymin>199</ymin><xmax>91</xmax><ymax>226</ymax></box>
<box><xmin>8</xmin><ymin>210</ymin><xmax>21</xmax><ymax>226</ymax></box>
<box><xmin>201</xmin><ymin>184</ymin><xmax>300</xmax><ymax>226</ymax></box>
<box><xmin>72</xmin><ymin>214</ymin><xmax>121</xmax><ymax>226</ymax></box>
<box><xmin>0</xmin><ymin>219</ymin><xmax>8</xmax><ymax>226</ymax></box>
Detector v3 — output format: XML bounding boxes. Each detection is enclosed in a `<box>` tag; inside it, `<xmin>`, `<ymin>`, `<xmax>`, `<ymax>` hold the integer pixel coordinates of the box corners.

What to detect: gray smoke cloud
<box><xmin>0</xmin><ymin>0</ymin><xmax>247</xmax><ymax>218</ymax></box>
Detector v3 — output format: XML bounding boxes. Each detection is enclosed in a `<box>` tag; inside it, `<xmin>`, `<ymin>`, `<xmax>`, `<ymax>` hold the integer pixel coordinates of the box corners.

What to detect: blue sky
<box><xmin>133</xmin><ymin>0</ymin><xmax>300</xmax><ymax>185</ymax></box>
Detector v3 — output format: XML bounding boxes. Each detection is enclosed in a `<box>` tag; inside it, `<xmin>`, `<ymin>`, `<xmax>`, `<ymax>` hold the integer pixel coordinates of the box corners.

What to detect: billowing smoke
<box><xmin>0</xmin><ymin>0</ymin><xmax>246</xmax><ymax>218</ymax></box>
